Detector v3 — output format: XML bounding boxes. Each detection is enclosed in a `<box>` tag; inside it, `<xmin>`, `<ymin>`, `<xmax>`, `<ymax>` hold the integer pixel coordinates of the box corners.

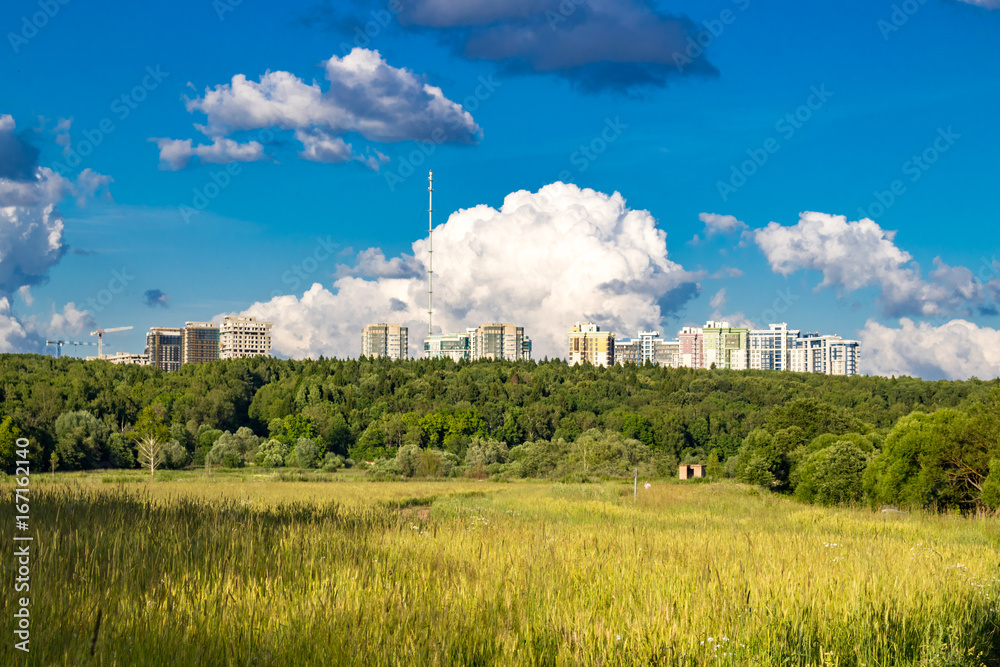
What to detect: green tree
<box><xmin>294</xmin><ymin>437</ymin><xmax>320</xmax><ymax>468</ymax></box>
<box><xmin>981</xmin><ymin>459</ymin><xmax>1000</xmax><ymax>511</ymax></box>
<box><xmin>54</xmin><ymin>410</ymin><xmax>109</xmax><ymax>470</ymax></box>
<box><xmin>0</xmin><ymin>417</ymin><xmax>25</xmax><ymax>471</ymax></box>
<box><xmin>254</xmin><ymin>439</ymin><xmax>289</xmax><ymax>468</ymax></box>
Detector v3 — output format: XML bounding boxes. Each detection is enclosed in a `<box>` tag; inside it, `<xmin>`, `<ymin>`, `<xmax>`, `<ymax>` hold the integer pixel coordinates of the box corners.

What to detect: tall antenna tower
<box><xmin>428</xmin><ymin>169</ymin><xmax>433</xmax><ymax>337</ymax></box>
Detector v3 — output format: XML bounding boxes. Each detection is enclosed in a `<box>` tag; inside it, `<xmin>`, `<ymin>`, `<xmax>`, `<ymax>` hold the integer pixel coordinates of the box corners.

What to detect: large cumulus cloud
<box><xmin>0</xmin><ymin>114</ymin><xmax>107</xmax><ymax>351</ymax></box>
<box><xmin>754</xmin><ymin>211</ymin><xmax>1000</xmax><ymax>318</ymax></box>
<box><xmin>859</xmin><ymin>318</ymin><xmax>1000</xmax><ymax>381</ymax></box>
<box><xmin>225</xmin><ymin>182</ymin><xmax>702</xmax><ymax>359</ymax></box>
<box><xmin>153</xmin><ymin>48</ymin><xmax>480</xmax><ymax>170</ymax></box>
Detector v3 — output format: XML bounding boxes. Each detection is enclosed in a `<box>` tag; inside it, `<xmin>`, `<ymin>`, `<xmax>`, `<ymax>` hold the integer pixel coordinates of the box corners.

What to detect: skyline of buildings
<box><xmin>422</xmin><ymin>322</ymin><xmax>532</xmax><ymax>362</ymax></box>
<box><xmin>88</xmin><ymin>316</ymin><xmax>274</xmax><ymax>370</ymax></box>
<box><xmin>565</xmin><ymin>320</ymin><xmax>861</xmax><ymax>376</ymax></box>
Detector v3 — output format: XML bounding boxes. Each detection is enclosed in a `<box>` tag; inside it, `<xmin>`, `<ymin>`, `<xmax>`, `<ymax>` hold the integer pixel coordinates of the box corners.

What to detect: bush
<box><xmin>208</xmin><ymin>431</ymin><xmax>246</xmax><ymax>468</ymax></box>
<box><xmin>365</xmin><ymin>458</ymin><xmax>401</xmax><ymax>481</ymax></box>
<box><xmin>254</xmin><ymin>439</ymin><xmax>288</xmax><ymax>468</ymax></box>
<box><xmin>294</xmin><ymin>438</ymin><xmax>320</xmax><ymax>469</ymax></box>
<box><xmin>162</xmin><ymin>440</ymin><xmax>190</xmax><ymax>469</ymax></box>
<box><xmin>981</xmin><ymin>459</ymin><xmax>1000</xmax><ymax>511</ymax></box>
<box><xmin>321</xmin><ymin>453</ymin><xmax>345</xmax><ymax>472</ymax></box>
<box><xmin>795</xmin><ymin>440</ymin><xmax>869</xmax><ymax>506</ymax></box>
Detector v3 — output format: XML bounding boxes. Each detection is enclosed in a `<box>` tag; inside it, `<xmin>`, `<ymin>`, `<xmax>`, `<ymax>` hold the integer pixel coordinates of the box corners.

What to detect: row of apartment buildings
<box><xmin>93</xmin><ymin>316</ymin><xmax>274</xmax><ymax>371</ymax></box>
<box><xmin>569</xmin><ymin>321</ymin><xmax>860</xmax><ymax>376</ymax></box>
<box><xmin>361</xmin><ymin>322</ymin><xmax>532</xmax><ymax>362</ymax></box>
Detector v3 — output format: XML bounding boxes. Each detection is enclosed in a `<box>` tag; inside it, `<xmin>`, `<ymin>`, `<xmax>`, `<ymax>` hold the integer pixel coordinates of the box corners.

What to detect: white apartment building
<box><xmin>425</xmin><ymin>332</ymin><xmax>472</xmax><ymax>361</ymax></box>
<box><xmin>788</xmin><ymin>334</ymin><xmax>861</xmax><ymax>376</ymax></box>
<box><xmin>747</xmin><ymin>323</ymin><xmax>801</xmax><ymax>372</ymax></box>
<box><xmin>219</xmin><ymin>316</ymin><xmax>273</xmax><ymax>359</ymax></box>
<box><xmin>94</xmin><ymin>352</ymin><xmax>150</xmax><ymax>366</ymax></box>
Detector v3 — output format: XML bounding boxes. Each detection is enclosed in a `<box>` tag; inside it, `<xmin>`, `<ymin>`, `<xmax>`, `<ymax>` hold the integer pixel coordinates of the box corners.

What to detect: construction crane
<box><xmin>89</xmin><ymin>326</ymin><xmax>133</xmax><ymax>358</ymax></box>
<box><xmin>45</xmin><ymin>340</ymin><xmax>97</xmax><ymax>358</ymax></box>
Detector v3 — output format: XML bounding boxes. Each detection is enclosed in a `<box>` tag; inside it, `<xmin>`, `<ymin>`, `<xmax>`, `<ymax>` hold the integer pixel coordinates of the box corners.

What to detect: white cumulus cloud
<box><xmin>0</xmin><ymin>114</ymin><xmax>111</xmax><ymax>352</ymax></box>
<box><xmin>155</xmin><ymin>48</ymin><xmax>480</xmax><ymax>171</ymax></box>
<box><xmin>699</xmin><ymin>212</ymin><xmax>747</xmax><ymax>237</ymax></box>
<box><xmin>859</xmin><ymin>318</ymin><xmax>1000</xmax><ymax>381</ymax></box>
<box><xmin>152</xmin><ymin>136</ymin><xmax>265</xmax><ymax>170</ymax></box>
<box><xmin>225</xmin><ymin>182</ymin><xmax>701</xmax><ymax>359</ymax></box>
<box><xmin>754</xmin><ymin>211</ymin><xmax>999</xmax><ymax>318</ymax></box>
<box><xmin>49</xmin><ymin>301</ymin><xmax>95</xmax><ymax>334</ymax></box>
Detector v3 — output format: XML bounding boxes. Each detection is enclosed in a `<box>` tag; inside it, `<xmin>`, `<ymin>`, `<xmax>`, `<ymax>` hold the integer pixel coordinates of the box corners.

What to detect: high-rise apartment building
<box><xmin>678</xmin><ymin>327</ymin><xmax>704</xmax><ymax>369</ymax></box>
<box><xmin>788</xmin><ymin>333</ymin><xmax>861</xmax><ymax>376</ymax></box>
<box><xmin>219</xmin><ymin>316</ymin><xmax>273</xmax><ymax>360</ymax></box>
<box><xmin>425</xmin><ymin>323</ymin><xmax>531</xmax><ymax>362</ymax></box>
<box><xmin>654</xmin><ymin>339</ymin><xmax>681</xmax><ymax>368</ymax></box>
<box><xmin>747</xmin><ymin>323</ymin><xmax>801</xmax><ymax>372</ymax></box>
<box><xmin>182</xmin><ymin>321</ymin><xmax>220</xmax><ymax>365</ymax></box>
<box><xmin>362</xmin><ymin>323</ymin><xmax>409</xmax><ymax>360</ymax></box>
<box><xmin>146</xmin><ymin>327</ymin><xmax>183</xmax><ymax>372</ymax></box>
<box><xmin>568</xmin><ymin>322</ymin><xmax>615</xmax><ymax>367</ymax></box>
<box><xmin>470</xmin><ymin>323</ymin><xmax>530</xmax><ymax>361</ymax></box>
<box><xmin>701</xmin><ymin>321</ymin><xmax>749</xmax><ymax>370</ymax></box>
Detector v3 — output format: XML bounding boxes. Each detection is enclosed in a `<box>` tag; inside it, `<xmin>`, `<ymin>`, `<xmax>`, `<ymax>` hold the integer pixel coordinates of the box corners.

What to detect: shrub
<box><xmin>254</xmin><ymin>439</ymin><xmax>289</xmax><ymax>468</ymax></box>
<box><xmin>294</xmin><ymin>438</ymin><xmax>320</xmax><ymax>469</ymax></box>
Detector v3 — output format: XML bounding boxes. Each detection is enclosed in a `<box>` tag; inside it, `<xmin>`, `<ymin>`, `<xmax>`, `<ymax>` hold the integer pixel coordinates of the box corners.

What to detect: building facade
<box><xmin>145</xmin><ymin>327</ymin><xmax>183</xmax><ymax>372</ymax></box>
<box><xmin>678</xmin><ymin>327</ymin><xmax>704</xmax><ymax>369</ymax></box>
<box><xmin>219</xmin><ymin>316</ymin><xmax>273</xmax><ymax>360</ymax></box>
<box><xmin>424</xmin><ymin>332</ymin><xmax>472</xmax><ymax>361</ymax></box>
<box><xmin>568</xmin><ymin>322</ymin><xmax>615</xmax><ymax>367</ymax></box>
<box><xmin>182</xmin><ymin>321</ymin><xmax>220</xmax><ymax>365</ymax></box>
<box><xmin>788</xmin><ymin>333</ymin><xmax>861</xmax><ymax>376</ymax></box>
<box><xmin>701</xmin><ymin>321</ymin><xmax>749</xmax><ymax>370</ymax></box>
<box><xmin>100</xmin><ymin>352</ymin><xmax>150</xmax><ymax>366</ymax></box>
<box><xmin>470</xmin><ymin>323</ymin><xmax>529</xmax><ymax>361</ymax></box>
<box><xmin>747</xmin><ymin>323</ymin><xmax>801</xmax><ymax>372</ymax></box>
<box><xmin>362</xmin><ymin>323</ymin><xmax>409</xmax><ymax>360</ymax></box>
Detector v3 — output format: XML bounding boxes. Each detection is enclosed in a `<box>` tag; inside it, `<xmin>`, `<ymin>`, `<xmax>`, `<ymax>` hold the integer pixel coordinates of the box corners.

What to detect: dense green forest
<box><xmin>2</xmin><ymin>353</ymin><xmax>999</xmax><ymax>511</ymax></box>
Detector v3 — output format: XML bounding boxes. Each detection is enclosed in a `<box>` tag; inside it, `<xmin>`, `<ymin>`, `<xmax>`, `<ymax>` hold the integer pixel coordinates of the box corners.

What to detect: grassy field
<box><xmin>2</xmin><ymin>473</ymin><xmax>998</xmax><ymax>665</ymax></box>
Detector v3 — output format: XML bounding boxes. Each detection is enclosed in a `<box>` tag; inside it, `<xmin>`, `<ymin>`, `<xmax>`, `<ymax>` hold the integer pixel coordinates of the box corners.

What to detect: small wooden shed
<box><xmin>678</xmin><ymin>464</ymin><xmax>706</xmax><ymax>480</ymax></box>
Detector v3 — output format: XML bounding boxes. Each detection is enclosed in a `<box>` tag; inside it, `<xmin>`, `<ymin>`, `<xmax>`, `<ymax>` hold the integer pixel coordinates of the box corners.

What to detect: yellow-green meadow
<box><xmin>3</xmin><ymin>474</ymin><xmax>998</xmax><ymax>665</ymax></box>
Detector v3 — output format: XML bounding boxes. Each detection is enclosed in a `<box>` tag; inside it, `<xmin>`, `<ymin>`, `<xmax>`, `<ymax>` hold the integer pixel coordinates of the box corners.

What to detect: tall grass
<box><xmin>2</xmin><ymin>479</ymin><xmax>997</xmax><ymax>665</ymax></box>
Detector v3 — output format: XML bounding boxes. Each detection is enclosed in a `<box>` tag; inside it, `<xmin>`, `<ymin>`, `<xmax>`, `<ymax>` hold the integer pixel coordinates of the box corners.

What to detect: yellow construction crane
<box><xmin>89</xmin><ymin>326</ymin><xmax>134</xmax><ymax>358</ymax></box>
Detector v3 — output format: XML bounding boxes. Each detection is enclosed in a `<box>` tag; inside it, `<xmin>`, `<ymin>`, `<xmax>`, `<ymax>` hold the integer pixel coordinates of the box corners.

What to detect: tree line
<box><xmin>1</xmin><ymin>353</ymin><xmax>998</xmax><ymax>511</ymax></box>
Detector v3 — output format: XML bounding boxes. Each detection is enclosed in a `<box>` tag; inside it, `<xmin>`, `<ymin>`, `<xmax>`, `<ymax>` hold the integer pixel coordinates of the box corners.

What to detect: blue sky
<box><xmin>1</xmin><ymin>0</ymin><xmax>998</xmax><ymax>379</ymax></box>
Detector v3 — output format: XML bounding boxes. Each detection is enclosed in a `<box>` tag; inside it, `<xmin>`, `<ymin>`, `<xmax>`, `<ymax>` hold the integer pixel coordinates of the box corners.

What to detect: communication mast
<box><xmin>428</xmin><ymin>170</ymin><xmax>433</xmax><ymax>337</ymax></box>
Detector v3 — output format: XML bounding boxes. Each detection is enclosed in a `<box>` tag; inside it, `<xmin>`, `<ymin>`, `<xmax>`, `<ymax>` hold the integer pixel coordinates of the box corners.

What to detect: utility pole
<box><xmin>634</xmin><ymin>468</ymin><xmax>638</xmax><ymax>501</ymax></box>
